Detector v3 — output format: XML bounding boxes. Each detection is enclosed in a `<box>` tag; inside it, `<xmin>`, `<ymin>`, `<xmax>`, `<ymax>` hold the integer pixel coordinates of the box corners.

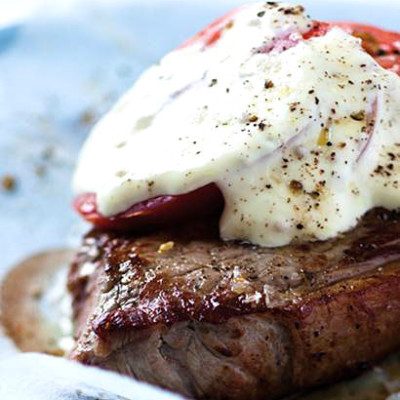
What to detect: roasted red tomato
<box><xmin>75</xmin><ymin>17</ymin><xmax>400</xmax><ymax>231</ymax></box>
<box><xmin>179</xmin><ymin>8</ymin><xmax>238</xmax><ymax>49</ymax></box>
<box><xmin>74</xmin><ymin>184</ymin><xmax>224</xmax><ymax>231</ymax></box>
<box><xmin>334</xmin><ymin>23</ymin><xmax>400</xmax><ymax>74</ymax></box>
<box><xmin>305</xmin><ymin>21</ymin><xmax>400</xmax><ymax>74</ymax></box>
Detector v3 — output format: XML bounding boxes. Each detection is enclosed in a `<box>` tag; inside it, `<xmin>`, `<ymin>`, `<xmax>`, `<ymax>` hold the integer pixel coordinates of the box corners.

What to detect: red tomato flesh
<box><xmin>75</xmin><ymin>18</ymin><xmax>400</xmax><ymax>231</ymax></box>
<box><xmin>74</xmin><ymin>184</ymin><xmax>224</xmax><ymax>231</ymax></box>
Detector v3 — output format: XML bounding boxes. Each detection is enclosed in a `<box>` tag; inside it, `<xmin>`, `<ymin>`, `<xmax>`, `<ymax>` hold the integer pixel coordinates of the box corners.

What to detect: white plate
<box><xmin>0</xmin><ymin>0</ymin><xmax>399</xmax><ymax>398</ymax></box>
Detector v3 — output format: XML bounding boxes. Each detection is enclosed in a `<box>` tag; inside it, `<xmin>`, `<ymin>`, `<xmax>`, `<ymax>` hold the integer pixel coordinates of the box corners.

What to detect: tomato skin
<box><xmin>303</xmin><ymin>21</ymin><xmax>330</xmax><ymax>39</ymax></box>
<box><xmin>180</xmin><ymin>14</ymin><xmax>400</xmax><ymax>73</ymax></box>
<box><xmin>74</xmin><ymin>184</ymin><xmax>224</xmax><ymax>232</ymax></box>
<box><xmin>304</xmin><ymin>21</ymin><xmax>400</xmax><ymax>74</ymax></box>
<box><xmin>75</xmin><ymin>17</ymin><xmax>400</xmax><ymax>231</ymax></box>
<box><xmin>335</xmin><ymin>23</ymin><xmax>400</xmax><ymax>74</ymax></box>
<box><xmin>338</xmin><ymin>23</ymin><xmax>400</xmax><ymax>52</ymax></box>
<box><xmin>179</xmin><ymin>9</ymin><xmax>238</xmax><ymax>49</ymax></box>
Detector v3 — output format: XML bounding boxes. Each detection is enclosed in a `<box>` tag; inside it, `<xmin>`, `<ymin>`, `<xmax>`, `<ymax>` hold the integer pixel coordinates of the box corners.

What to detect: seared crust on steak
<box><xmin>68</xmin><ymin>209</ymin><xmax>400</xmax><ymax>400</ymax></box>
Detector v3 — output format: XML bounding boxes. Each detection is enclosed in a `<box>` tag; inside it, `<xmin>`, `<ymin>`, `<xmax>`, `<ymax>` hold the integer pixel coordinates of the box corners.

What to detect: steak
<box><xmin>68</xmin><ymin>208</ymin><xmax>400</xmax><ymax>400</ymax></box>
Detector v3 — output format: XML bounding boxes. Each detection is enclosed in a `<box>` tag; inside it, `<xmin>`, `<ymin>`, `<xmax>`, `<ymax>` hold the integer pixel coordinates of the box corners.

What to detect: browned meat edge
<box><xmin>68</xmin><ymin>209</ymin><xmax>400</xmax><ymax>400</ymax></box>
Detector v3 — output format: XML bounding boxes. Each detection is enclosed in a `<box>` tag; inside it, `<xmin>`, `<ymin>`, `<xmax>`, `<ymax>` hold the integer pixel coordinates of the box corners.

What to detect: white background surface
<box><xmin>0</xmin><ymin>0</ymin><xmax>399</xmax><ymax>398</ymax></box>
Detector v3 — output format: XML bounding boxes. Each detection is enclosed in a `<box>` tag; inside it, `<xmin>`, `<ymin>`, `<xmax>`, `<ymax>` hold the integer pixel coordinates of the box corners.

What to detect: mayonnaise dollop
<box><xmin>74</xmin><ymin>2</ymin><xmax>400</xmax><ymax>247</ymax></box>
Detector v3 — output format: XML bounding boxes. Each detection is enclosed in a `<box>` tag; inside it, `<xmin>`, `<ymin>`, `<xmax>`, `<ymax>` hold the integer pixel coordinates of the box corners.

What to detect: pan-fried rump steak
<box><xmin>68</xmin><ymin>208</ymin><xmax>400</xmax><ymax>400</ymax></box>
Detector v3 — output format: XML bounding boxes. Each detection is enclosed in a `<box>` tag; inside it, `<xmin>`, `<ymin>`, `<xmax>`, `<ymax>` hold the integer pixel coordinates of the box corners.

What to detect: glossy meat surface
<box><xmin>68</xmin><ymin>209</ymin><xmax>400</xmax><ymax>400</ymax></box>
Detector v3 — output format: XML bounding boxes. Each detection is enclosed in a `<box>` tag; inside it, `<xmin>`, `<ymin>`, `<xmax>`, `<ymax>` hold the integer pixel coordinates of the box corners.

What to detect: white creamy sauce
<box><xmin>74</xmin><ymin>2</ymin><xmax>400</xmax><ymax>247</ymax></box>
